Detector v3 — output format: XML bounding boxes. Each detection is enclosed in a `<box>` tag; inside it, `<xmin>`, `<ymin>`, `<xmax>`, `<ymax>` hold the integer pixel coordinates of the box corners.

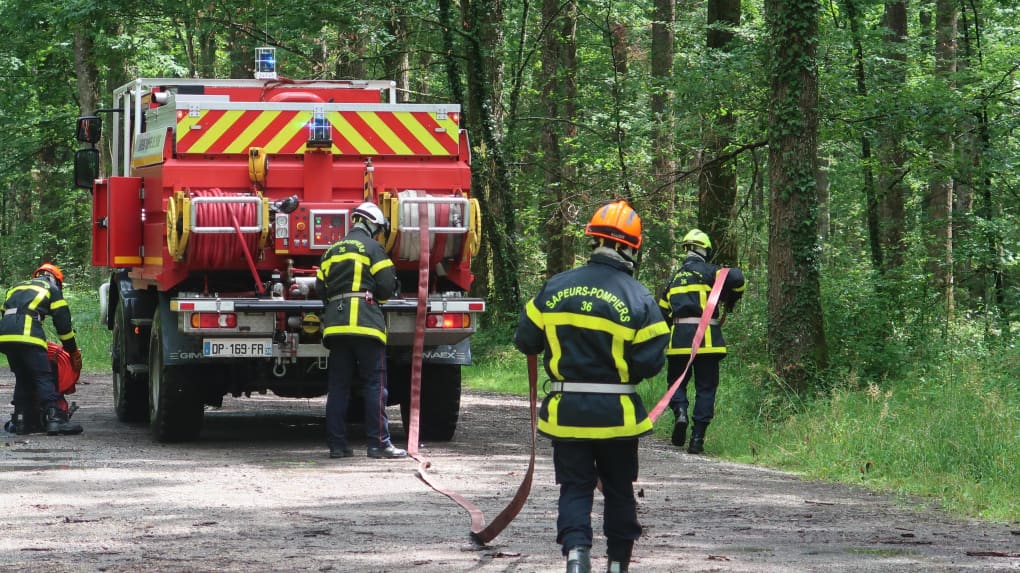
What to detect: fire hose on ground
<box><xmin>403</xmin><ymin>200</ymin><xmax>730</xmax><ymax>544</ymax></box>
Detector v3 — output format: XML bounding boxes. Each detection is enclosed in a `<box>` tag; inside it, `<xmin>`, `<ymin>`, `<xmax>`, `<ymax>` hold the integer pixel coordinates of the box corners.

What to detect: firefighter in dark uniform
<box><xmin>514</xmin><ymin>200</ymin><xmax>669</xmax><ymax>573</ymax></box>
<box><xmin>658</xmin><ymin>229</ymin><xmax>745</xmax><ymax>454</ymax></box>
<box><xmin>1</xmin><ymin>263</ymin><xmax>83</xmax><ymax>435</ymax></box>
<box><xmin>316</xmin><ymin>202</ymin><xmax>407</xmax><ymax>460</ymax></box>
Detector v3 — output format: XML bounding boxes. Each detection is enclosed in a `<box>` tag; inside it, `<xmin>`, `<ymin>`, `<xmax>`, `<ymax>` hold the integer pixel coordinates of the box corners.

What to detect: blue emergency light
<box><xmin>307</xmin><ymin>111</ymin><xmax>333</xmax><ymax>149</ymax></box>
<box><xmin>255</xmin><ymin>47</ymin><xmax>277</xmax><ymax>80</ymax></box>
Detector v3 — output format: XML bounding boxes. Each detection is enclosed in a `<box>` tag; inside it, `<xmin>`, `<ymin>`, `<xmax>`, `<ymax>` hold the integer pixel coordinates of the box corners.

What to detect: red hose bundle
<box><xmin>187</xmin><ymin>188</ymin><xmax>262</xmax><ymax>269</ymax></box>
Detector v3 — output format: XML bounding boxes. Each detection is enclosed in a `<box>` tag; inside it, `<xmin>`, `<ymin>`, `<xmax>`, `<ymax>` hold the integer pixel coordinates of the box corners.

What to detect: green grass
<box><xmin>465</xmin><ymin>329</ymin><xmax>1020</xmax><ymax>525</ymax></box>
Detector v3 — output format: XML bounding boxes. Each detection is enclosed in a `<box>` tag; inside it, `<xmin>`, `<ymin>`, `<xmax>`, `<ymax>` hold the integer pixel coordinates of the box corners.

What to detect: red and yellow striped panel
<box><xmin>176</xmin><ymin>110</ymin><xmax>460</xmax><ymax>156</ymax></box>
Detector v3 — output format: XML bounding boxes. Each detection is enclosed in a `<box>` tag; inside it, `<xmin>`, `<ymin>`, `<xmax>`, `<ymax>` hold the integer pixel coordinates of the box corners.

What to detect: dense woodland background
<box><xmin>1</xmin><ymin>0</ymin><xmax>1018</xmax><ymax>393</ymax></box>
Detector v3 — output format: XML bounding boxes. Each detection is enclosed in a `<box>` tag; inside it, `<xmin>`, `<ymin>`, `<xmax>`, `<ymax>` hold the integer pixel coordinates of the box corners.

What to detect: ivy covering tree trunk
<box><xmin>765</xmin><ymin>0</ymin><xmax>827</xmax><ymax>391</ymax></box>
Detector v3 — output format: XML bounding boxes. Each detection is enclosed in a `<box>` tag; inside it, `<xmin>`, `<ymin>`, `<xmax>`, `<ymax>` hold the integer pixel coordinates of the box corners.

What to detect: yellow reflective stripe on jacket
<box><xmin>7</xmin><ymin>284</ymin><xmax>49</xmax><ymax>309</ymax></box>
<box><xmin>542</xmin><ymin>311</ymin><xmax>637</xmax><ymax>381</ymax></box>
<box><xmin>0</xmin><ymin>334</ymin><xmax>48</xmax><ymax>348</ymax></box>
<box><xmin>539</xmin><ymin>394</ymin><xmax>653</xmax><ymax>439</ymax></box>
<box><xmin>370</xmin><ymin>258</ymin><xmax>394</xmax><ymax>275</ymax></box>
<box><xmin>664</xmin><ymin>282</ymin><xmax>711</xmax><ymax>308</ymax></box>
<box><xmin>319</xmin><ymin>252</ymin><xmax>373</xmax><ymax>287</ymax></box>
<box><xmin>524</xmin><ymin>299</ymin><xmax>545</xmax><ymax>328</ymax></box>
<box><xmin>59</xmin><ymin>331</ymin><xmax>76</xmax><ymax>341</ymax></box>
<box><xmin>634</xmin><ymin>320</ymin><xmax>670</xmax><ymax>344</ymax></box>
<box><xmin>667</xmin><ymin>345</ymin><xmax>726</xmax><ymax>356</ymax></box>
<box><xmin>50</xmin><ymin>299</ymin><xmax>68</xmax><ymax>310</ymax></box>
<box><xmin>321</xmin><ymin>324</ymin><xmax>387</xmax><ymax>343</ymax></box>
<box><xmin>321</xmin><ymin>298</ymin><xmax>387</xmax><ymax>343</ymax></box>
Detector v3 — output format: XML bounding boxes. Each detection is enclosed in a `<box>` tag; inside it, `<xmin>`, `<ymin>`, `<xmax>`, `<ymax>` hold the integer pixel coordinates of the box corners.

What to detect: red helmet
<box><xmin>33</xmin><ymin>263</ymin><xmax>64</xmax><ymax>286</ymax></box>
<box><xmin>584</xmin><ymin>200</ymin><xmax>642</xmax><ymax>249</ymax></box>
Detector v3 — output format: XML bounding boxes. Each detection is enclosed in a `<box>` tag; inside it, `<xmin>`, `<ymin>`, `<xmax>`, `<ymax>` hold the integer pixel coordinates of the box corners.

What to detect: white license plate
<box><xmin>202</xmin><ymin>338</ymin><xmax>273</xmax><ymax>358</ymax></box>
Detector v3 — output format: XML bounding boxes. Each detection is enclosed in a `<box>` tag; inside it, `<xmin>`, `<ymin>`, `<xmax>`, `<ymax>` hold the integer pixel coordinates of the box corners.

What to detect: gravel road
<box><xmin>1</xmin><ymin>372</ymin><xmax>1018</xmax><ymax>572</ymax></box>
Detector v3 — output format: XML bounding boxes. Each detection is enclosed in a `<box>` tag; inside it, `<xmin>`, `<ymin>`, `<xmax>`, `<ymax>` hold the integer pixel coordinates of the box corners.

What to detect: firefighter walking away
<box><xmin>658</xmin><ymin>229</ymin><xmax>745</xmax><ymax>454</ymax></box>
<box><xmin>514</xmin><ymin>200</ymin><xmax>670</xmax><ymax>573</ymax></box>
<box><xmin>1</xmin><ymin>263</ymin><xmax>83</xmax><ymax>435</ymax></box>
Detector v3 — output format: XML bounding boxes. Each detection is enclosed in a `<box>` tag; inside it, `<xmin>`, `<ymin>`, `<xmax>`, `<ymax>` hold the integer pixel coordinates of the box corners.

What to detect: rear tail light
<box><xmin>425</xmin><ymin>313</ymin><xmax>470</xmax><ymax>328</ymax></box>
<box><xmin>191</xmin><ymin>313</ymin><xmax>238</xmax><ymax>328</ymax></box>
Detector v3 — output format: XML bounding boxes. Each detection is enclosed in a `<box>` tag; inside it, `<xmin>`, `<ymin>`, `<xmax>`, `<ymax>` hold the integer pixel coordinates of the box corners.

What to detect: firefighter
<box><xmin>316</xmin><ymin>202</ymin><xmax>406</xmax><ymax>460</ymax></box>
<box><xmin>0</xmin><ymin>263</ymin><xmax>83</xmax><ymax>435</ymax></box>
<box><xmin>514</xmin><ymin>200</ymin><xmax>670</xmax><ymax>573</ymax></box>
<box><xmin>658</xmin><ymin>229</ymin><xmax>746</xmax><ymax>454</ymax></box>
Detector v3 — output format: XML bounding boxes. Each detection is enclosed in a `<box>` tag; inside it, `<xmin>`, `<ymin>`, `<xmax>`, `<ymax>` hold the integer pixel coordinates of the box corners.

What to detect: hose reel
<box><xmin>386</xmin><ymin>190</ymin><xmax>480</xmax><ymax>262</ymax></box>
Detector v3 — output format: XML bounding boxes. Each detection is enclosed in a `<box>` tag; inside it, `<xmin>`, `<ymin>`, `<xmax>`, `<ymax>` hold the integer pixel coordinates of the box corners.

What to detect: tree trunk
<box><xmin>540</xmin><ymin>0</ymin><xmax>577</xmax><ymax>277</ymax></box>
<box><xmin>461</xmin><ymin>0</ymin><xmax>520</xmax><ymax>319</ymax></box>
<box><xmin>765</xmin><ymin>0</ymin><xmax>827</xmax><ymax>392</ymax></box>
<box><xmin>927</xmin><ymin>0</ymin><xmax>957</xmax><ymax>320</ymax></box>
<box><xmin>876</xmin><ymin>0</ymin><xmax>908</xmax><ymax>273</ymax></box>
<box><xmin>648</xmin><ymin>0</ymin><xmax>676</xmax><ymax>281</ymax></box>
<box><xmin>384</xmin><ymin>5</ymin><xmax>411</xmax><ymax>102</ymax></box>
<box><xmin>698</xmin><ymin>0</ymin><xmax>741</xmax><ymax>267</ymax></box>
<box><xmin>73</xmin><ymin>29</ymin><xmax>100</xmax><ymax>118</ymax></box>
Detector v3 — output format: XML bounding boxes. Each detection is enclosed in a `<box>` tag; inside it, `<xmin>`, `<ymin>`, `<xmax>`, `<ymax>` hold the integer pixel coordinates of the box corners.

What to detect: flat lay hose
<box><xmin>407</xmin><ymin>210</ymin><xmax>726</xmax><ymax>543</ymax></box>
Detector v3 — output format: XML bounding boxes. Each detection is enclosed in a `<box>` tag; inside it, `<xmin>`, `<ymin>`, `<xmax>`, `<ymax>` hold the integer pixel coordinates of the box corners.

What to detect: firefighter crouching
<box><xmin>658</xmin><ymin>229</ymin><xmax>745</xmax><ymax>454</ymax></box>
<box><xmin>316</xmin><ymin>202</ymin><xmax>407</xmax><ymax>460</ymax></box>
<box><xmin>0</xmin><ymin>263</ymin><xmax>83</xmax><ymax>435</ymax></box>
<box><xmin>514</xmin><ymin>200</ymin><xmax>670</xmax><ymax>573</ymax></box>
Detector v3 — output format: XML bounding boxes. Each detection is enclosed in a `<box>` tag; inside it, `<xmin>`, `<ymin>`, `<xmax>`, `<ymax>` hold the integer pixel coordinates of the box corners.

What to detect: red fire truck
<box><xmin>73</xmin><ymin>50</ymin><xmax>484</xmax><ymax>442</ymax></box>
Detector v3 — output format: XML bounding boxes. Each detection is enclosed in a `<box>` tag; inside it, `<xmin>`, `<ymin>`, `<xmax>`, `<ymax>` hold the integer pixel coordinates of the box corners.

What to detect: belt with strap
<box><xmin>674</xmin><ymin>316</ymin><xmax>719</xmax><ymax>326</ymax></box>
<box><xmin>548</xmin><ymin>381</ymin><xmax>637</xmax><ymax>394</ymax></box>
<box><xmin>327</xmin><ymin>292</ymin><xmax>369</xmax><ymax>303</ymax></box>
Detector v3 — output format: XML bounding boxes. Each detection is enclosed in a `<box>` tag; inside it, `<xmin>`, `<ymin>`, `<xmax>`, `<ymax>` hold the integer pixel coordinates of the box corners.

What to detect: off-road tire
<box><xmin>148</xmin><ymin>310</ymin><xmax>204</xmax><ymax>442</ymax></box>
<box><xmin>400</xmin><ymin>364</ymin><xmax>461</xmax><ymax>442</ymax></box>
<box><xmin>112</xmin><ymin>302</ymin><xmax>148</xmax><ymax>423</ymax></box>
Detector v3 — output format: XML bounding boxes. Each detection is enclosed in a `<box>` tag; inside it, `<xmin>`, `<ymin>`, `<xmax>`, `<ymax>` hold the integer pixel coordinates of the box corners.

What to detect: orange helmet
<box><xmin>33</xmin><ymin>263</ymin><xmax>64</xmax><ymax>286</ymax></box>
<box><xmin>584</xmin><ymin>200</ymin><xmax>642</xmax><ymax>249</ymax></box>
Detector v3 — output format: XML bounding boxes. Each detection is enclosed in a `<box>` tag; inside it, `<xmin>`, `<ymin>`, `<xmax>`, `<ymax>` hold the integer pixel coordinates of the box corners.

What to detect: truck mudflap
<box><xmin>386</xmin><ymin>338</ymin><xmax>472</xmax><ymax>366</ymax></box>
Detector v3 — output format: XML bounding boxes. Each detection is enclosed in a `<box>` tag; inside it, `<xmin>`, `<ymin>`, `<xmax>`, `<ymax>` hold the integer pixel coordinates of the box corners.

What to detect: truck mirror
<box><xmin>76</xmin><ymin>116</ymin><xmax>102</xmax><ymax>144</ymax></box>
<box><xmin>74</xmin><ymin>148</ymin><xmax>99</xmax><ymax>189</ymax></box>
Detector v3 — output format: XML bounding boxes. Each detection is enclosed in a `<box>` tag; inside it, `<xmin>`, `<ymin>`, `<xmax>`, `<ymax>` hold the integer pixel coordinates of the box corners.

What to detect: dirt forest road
<box><xmin>1</xmin><ymin>372</ymin><xmax>1018</xmax><ymax>573</ymax></box>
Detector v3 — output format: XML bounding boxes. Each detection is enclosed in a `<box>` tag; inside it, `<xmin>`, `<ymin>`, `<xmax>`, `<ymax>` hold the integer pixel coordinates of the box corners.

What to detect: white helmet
<box><xmin>351</xmin><ymin>202</ymin><xmax>389</xmax><ymax>234</ymax></box>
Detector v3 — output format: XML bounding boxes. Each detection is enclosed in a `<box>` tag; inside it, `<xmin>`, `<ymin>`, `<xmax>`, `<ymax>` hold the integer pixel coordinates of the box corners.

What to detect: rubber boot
<box><xmin>4</xmin><ymin>410</ymin><xmax>25</xmax><ymax>434</ymax></box>
<box><xmin>606</xmin><ymin>560</ymin><xmax>629</xmax><ymax>573</ymax></box>
<box><xmin>687</xmin><ymin>421</ymin><xmax>708</xmax><ymax>454</ymax></box>
<box><xmin>45</xmin><ymin>406</ymin><xmax>83</xmax><ymax>436</ymax></box>
<box><xmin>671</xmin><ymin>407</ymin><xmax>688</xmax><ymax>447</ymax></box>
<box><xmin>565</xmin><ymin>546</ymin><xmax>591</xmax><ymax>573</ymax></box>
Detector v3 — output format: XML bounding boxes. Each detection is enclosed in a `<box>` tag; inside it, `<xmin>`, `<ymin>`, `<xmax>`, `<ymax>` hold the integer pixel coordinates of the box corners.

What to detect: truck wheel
<box><xmin>112</xmin><ymin>303</ymin><xmax>148</xmax><ymax>423</ymax></box>
<box><xmin>400</xmin><ymin>364</ymin><xmax>461</xmax><ymax>442</ymax></box>
<box><xmin>148</xmin><ymin>311</ymin><xmax>204</xmax><ymax>442</ymax></box>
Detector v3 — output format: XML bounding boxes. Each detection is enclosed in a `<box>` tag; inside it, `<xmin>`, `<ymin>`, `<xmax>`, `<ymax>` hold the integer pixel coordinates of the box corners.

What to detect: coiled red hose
<box><xmin>187</xmin><ymin>188</ymin><xmax>261</xmax><ymax>270</ymax></box>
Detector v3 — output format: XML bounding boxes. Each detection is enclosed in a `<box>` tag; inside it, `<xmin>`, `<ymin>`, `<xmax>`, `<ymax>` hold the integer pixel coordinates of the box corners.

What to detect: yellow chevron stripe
<box><xmin>190</xmin><ymin>110</ymin><xmax>245</xmax><ymax>152</ymax></box>
<box><xmin>332</xmin><ymin>114</ymin><xmax>378</xmax><ymax>154</ymax></box>
<box><xmin>177</xmin><ymin>111</ymin><xmax>200</xmax><ymax>137</ymax></box>
<box><xmin>437</xmin><ymin>116</ymin><xmax>461</xmax><ymax>144</ymax></box>
<box><xmin>359</xmin><ymin>112</ymin><xmax>412</xmax><ymax>154</ymax></box>
<box><xmin>224</xmin><ymin>111</ymin><xmax>282</xmax><ymax>153</ymax></box>
<box><xmin>266</xmin><ymin>111</ymin><xmax>312</xmax><ymax>153</ymax></box>
<box><xmin>395</xmin><ymin>112</ymin><xmax>446</xmax><ymax>155</ymax></box>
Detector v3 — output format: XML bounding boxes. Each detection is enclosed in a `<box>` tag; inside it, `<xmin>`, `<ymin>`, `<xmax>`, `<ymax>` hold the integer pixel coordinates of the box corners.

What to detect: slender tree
<box><xmin>926</xmin><ymin>0</ymin><xmax>958</xmax><ymax>319</ymax></box>
<box><xmin>698</xmin><ymin>0</ymin><xmax>742</xmax><ymax>267</ymax></box>
<box><xmin>647</xmin><ymin>0</ymin><xmax>676</xmax><ymax>280</ymax></box>
<box><xmin>540</xmin><ymin>0</ymin><xmax>578</xmax><ymax>277</ymax></box>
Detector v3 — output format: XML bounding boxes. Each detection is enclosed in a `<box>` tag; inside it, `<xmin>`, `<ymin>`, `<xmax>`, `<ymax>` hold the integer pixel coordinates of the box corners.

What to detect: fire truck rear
<box><xmin>73</xmin><ymin>51</ymin><xmax>484</xmax><ymax>442</ymax></box>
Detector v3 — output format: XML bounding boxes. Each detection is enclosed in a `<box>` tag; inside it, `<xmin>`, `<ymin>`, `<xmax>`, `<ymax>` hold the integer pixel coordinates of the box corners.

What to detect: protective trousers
<box><xmin>553</xmin><ymin>438</ymin><xmax>640</xmax><ymax>563</ymax></box>
<box><xmin>325</xmin><ymin>336</ymin><xmax>392</xmax><ymax>450</ymax></box>
<box><xmin>667</xmin><ymin>354</ymin><xmax>723</xmax><ymax>424</ymax></box>
<box><xmin>0</xmin><ymin>343</ymin><xmax>60</xmax><ymax>412</ymax></box>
